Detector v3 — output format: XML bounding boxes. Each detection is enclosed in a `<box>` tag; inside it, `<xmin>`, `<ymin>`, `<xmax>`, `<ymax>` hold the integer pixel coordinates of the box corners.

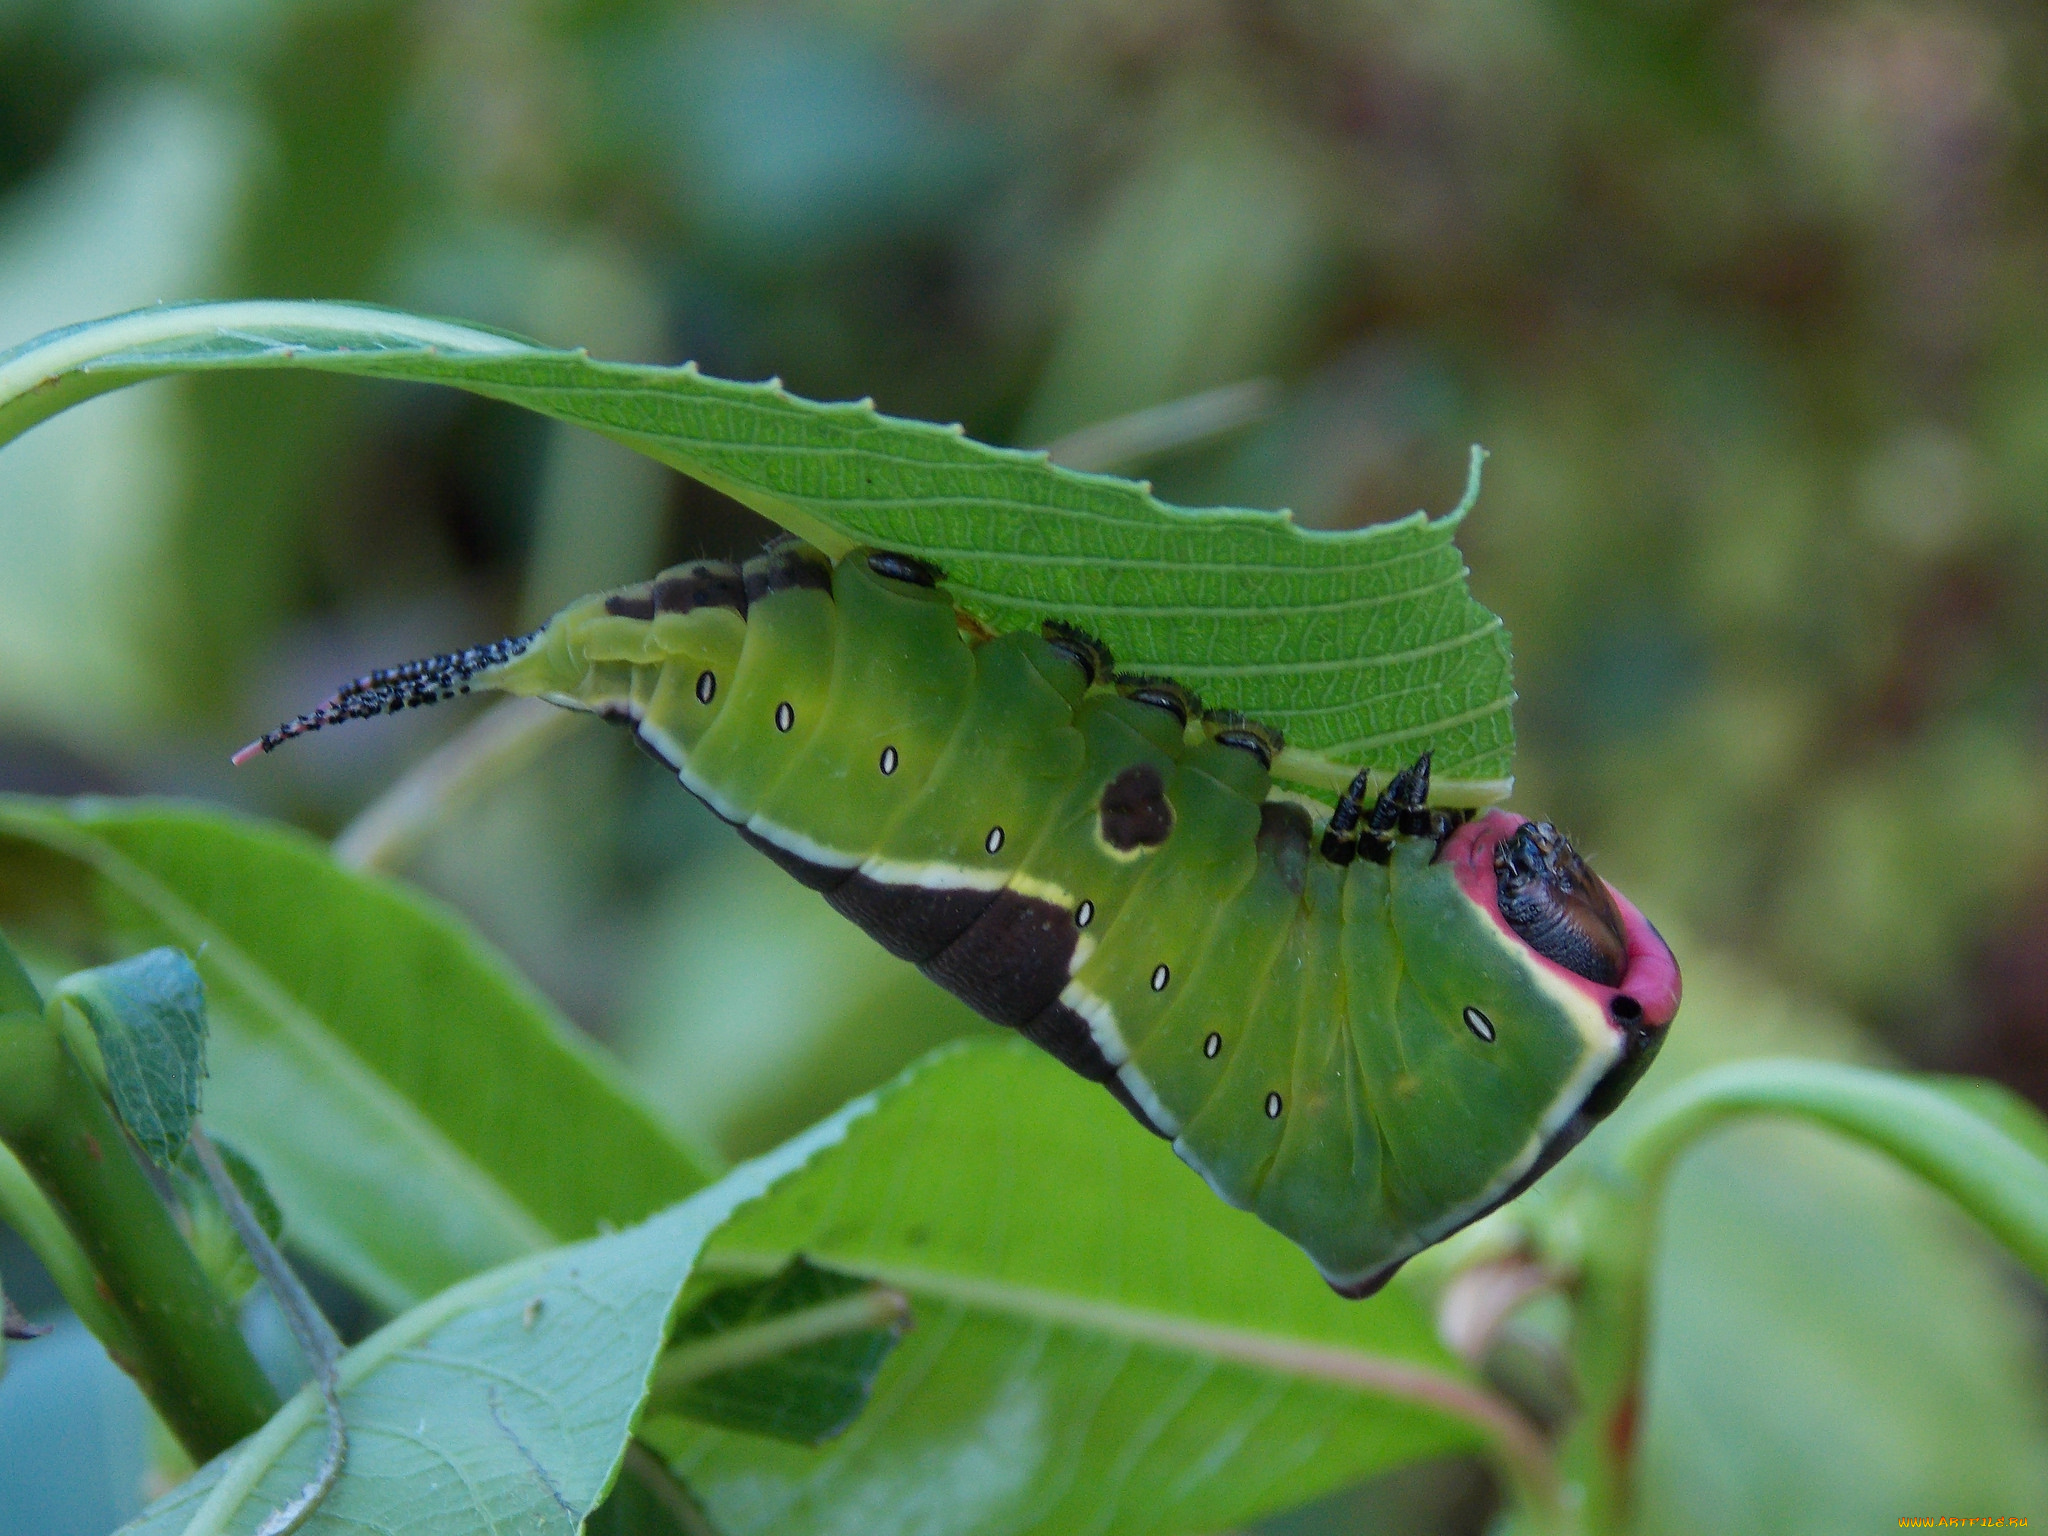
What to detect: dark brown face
<box><xmin>1493</xmin><ymin>821</ymin><xmax>1630</xmax><ymax>986</ymax></box>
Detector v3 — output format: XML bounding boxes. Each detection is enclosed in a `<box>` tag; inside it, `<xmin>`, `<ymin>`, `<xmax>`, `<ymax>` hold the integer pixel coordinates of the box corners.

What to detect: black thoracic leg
<box><xmin>1373</xmin><ymin>751</ymin><xmax>1459</xmax><ymax>854</ymax></box>
<box><xmin>1320</xmin><ymin>749</ymin><xmax>1468</xmax><ymax>866</ymax></box>
<box><xmin>1319</xmin><ymin>766</ymin><xmax>1374</xmax><ymax>866</ymax></box>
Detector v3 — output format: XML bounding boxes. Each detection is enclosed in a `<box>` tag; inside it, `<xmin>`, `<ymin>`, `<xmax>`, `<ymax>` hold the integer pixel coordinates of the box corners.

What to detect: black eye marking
<box><xmin>695</xmin><ymin>670</ymin><xmax>716</xmax><ymax>704</ymax></box>
<box><xmin>1611</xmin><ymin>994</ymin><xmax>1642</xmax><ymax>1022</ymax></box>
<box><xmin>1041</xmin><ymin>621</ymin><xmax>1114</xmax><ymax>685</ymax></box>
<box><xmin>985</xmin><ymin>826</ymin><xmax>1005</xmax><ymax>854</ymax></box>
<box><xmin>866</xmin><ymin>550</ymin><xmax>943</xmax><ymax>587</ymax></box>
<box><xmin>1204</xmin><ymin>1032</ymin><xmax>1221</xmax><ymax>1059</ymax></box>
<box><xmin>880</xmin><ymin>746</ymin><xmax>899</xmax><ymax>776</ymax></box>
<box><xmin>1213</xmin><ymin>730</ymin><xmax>1271</xmax><ymax>767</ymax></box>
<box><xmin>1116</xmin><ymin>675</ymin><xmax>1201</xmax><ymax>728</ymax></box>
<box><xmin>1463</xmin><ymin>1006</ymin><xmax>1497</xmax><ymax>1043</ymax></box>
<box><xmin>1265</xmin><ymin>1092</ymin><xmax>1283</xmax><ymax>1118</ymax></box>
<box><xmin>1150</xmin><ymin>964</ymin><xmax>1170</xmax><ymax>992</ymax></box>
<box><xmin>775</xmin><ymin>702</ymin><xmax>795</xmax><ymax>732</ymax></box>
<box><xmin>1205</xmin><ymin>711</ymin><xmax>1284</xmax><ymax>770</ymax></box>
<box><xmin>1075</xmin><ymin>900</ymin><xmax>1094</xmax><ymax>928</ymax></box>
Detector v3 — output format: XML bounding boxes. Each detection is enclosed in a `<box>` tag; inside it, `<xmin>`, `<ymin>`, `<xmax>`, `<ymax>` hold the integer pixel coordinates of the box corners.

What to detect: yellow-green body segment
<box><xmin>467</xmin><ymin>541</ymin><xmax>1677</xmax><ymax>1295</ymax></box>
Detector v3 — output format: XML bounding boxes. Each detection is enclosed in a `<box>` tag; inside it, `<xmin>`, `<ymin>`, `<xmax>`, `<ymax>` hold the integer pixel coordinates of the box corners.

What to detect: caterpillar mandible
<box><xmin>239</xmin><ymin>539</ymin><xmax>1681</xmax><ymax>1297</ymax></box>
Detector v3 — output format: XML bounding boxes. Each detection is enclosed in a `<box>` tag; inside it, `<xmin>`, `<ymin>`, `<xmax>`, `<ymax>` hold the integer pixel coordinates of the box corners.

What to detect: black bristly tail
<box><xmin>231</xmin><ymin>631</ymin><xmax>542</xmax><ymax>765</ymax></box>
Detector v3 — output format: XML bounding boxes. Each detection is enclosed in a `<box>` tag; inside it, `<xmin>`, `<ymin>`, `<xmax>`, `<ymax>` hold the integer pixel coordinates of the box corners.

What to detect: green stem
<box><xmin>1546</xmin><ymin>1171</ymin><xmax>1654</xmax><ymax>1536</ymax></box>
<box><xmin>1550</xmin><ymin>1057</ymin><xmax>2048</xmax><ymax>1534</ymax></box>
<box><xmin>0</xmin><ymin>1137</ymin><xmax>135</xmax><ymax>1350</ymax></box>
<box><xmin>1615</xmin><ymin>1059</ymin><xmax>2048</xmax><ymax>1283</ymax></box>
<box><xmin>0</xmin><ymin>1010</ymin><xmax>279</xmax><ymax>1458</ymax></box>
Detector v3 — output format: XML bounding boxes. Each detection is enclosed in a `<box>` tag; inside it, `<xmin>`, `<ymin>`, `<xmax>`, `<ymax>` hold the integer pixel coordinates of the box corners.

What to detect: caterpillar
<box><xmin>239</xmin><ymin>539</ymin><xmax>1680</xmax><ymax>1297</ymax></box>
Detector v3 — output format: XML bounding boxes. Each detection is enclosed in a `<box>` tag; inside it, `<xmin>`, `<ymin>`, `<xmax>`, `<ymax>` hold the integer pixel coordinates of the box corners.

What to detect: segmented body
<box><xmin>247</xmin><ymin>539</ymin><xmax>1681</xmax><ymax>1295</ymax></box>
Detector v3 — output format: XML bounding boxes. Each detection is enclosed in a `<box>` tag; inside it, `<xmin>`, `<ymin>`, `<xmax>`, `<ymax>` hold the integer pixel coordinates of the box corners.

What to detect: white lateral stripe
<box><xmin>638</xmin><ymin>721</ymin><xmax>686</xmax><ymax>769</ymax></box>
<box><xmin>1059</xmin><ymin>981</ymin><xmax>1128</xmax><ymax>1066</ymax></box>
<box><xmin>1172</xmin><ymin>1137</ymin><xmax>1250</xmax><ymax>1211</ymax></box>
<box><xmin>743</xmin><ymin>814</ymin><xmax>862</xmax><ymax>870</ymax></box>
<box><xmin>675</xmin><ymin>760</ymin><xmax>752</xmax><ymax>827</ymax></box>
<box><xmin>1340</xmin><ymin>978</ymin><xmax>1623</xmax><ymax>1286</ymax></box>
<box><xmin>1116</xmin><ymin>1064</ymin><xmax>1181</xmax><ymax>1138</ymax></box>
<box><xmin>860</xmin><ymin>856</ymin><xmax>1008</xmax><ymax>892</ymax></box>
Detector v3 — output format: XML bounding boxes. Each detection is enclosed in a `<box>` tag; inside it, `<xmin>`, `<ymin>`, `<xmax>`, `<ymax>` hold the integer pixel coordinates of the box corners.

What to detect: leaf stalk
<box><xmin>1544</xmin><ymin>1057</ymin><xmax>2048</xmax><ymax>1534</ymax></box>
<box><xmin>189</xmin><ymin>1128</ymin><xmax>347</xmax><ymax>1535</ymax></box>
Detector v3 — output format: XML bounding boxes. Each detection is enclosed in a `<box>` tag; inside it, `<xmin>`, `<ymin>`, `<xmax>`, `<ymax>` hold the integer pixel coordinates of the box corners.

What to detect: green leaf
<box><xmin>650</xmin><ymin>1258</ymin><xmax>911</xmax><ymax>1446</ymax></box>
<box><xmin>116</xmin><ymin>1105</ymin><xmax>870</xmax><ymax>1536</ymax></box>
<box><xmin>0</xmin><ymin>302</ymin><xmax>1515</xmax><ymax>797</ymax></box>
<box><xmin>1544</xmin><ymin>959</ymin><xmax>2048</xmax><ymax>1532</ymax></box>
<box><xmin>585</xmin><ymin>1446</ymin><xmax>723</xmax><ymax>1536</ymax></box>
<box><xmin>0</xmin><ymin>927</ymin><xmax>39</xmax><ymax>1014</ymax></box>
<box><xmin>0</xmin><ymin>797</ymin><xmax>713</xmax><ymax>1312</ymax></box>
<box><xmin>1640</xmin><ymin>1114</ymin><xmax>2048</xmax><ymax>1533</ymax></box>
<box><xmin>51</xmin><ymin>947</ymin><xmax>208</xmax><ymax>1169</ymax></box>
<box><xmin>646</xmin><ymin>1040</ymin><xmax>1547</xmax><ymax>1536</ymax></box>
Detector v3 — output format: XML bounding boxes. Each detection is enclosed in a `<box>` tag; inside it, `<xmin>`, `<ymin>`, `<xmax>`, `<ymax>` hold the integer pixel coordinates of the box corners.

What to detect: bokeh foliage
<box><xmin>2</xmin><ymin>1</ymin><xmax>2047</xmax><ymax>1532</ymax></box>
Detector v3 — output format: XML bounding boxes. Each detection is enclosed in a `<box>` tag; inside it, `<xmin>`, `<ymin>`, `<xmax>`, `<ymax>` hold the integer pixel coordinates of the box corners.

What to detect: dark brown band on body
<box><xmin>742</xmin><ymin>543</ymin><xmax>833</xmax><ymax>604</ymax></box>
<box><xmin>737</xmin><ymin>827</ymin><xmax>854</xmax><ymax>893</ymax></box>
<box><xmin>1102</xmin><ymin>1073</ymin><xmax>1173</xmax><ymax>1138</ymax></box>
<box><xmin>604</xmin><ymin>587</ymin><xmax>657</xmax><ymax>619</ymax></box>
<box><xmin>655</xmin><ymin>562</ymin><xmax>747</xmax><ymax>615</ymax></box>
<box><xmin>1014</xmin><ymin>1000</ymin><xmax>1115</xmax><ymax>1080</ymax></box>
<box><xmin>920</xmin><ymin>888</ymin><xmax>1080</xmax><ymax>1027</ymax></box>
<box><xmin>825</xmin><ymin>874</ymin><xmax>1000</xmax><ymax>963</ymax></box>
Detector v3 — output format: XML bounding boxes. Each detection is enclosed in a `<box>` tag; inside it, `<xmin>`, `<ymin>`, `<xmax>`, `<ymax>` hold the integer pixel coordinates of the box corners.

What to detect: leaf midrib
<box><xmin>695</xmin><ymin>1247</ymin><xmax>1532</xmax><ymax>1469</ymax></box>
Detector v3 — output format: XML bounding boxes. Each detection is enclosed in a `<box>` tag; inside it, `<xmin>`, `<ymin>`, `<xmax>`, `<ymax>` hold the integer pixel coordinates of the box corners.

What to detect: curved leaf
<box><xmin>0</xmin><ymin>796</ymin><xmax>711</xmax><ymax>1311</ymax></box>
<box><xmin>0</xmin><ymin>302</ymin><xmax>1514</xmax><ymax>796</ymax></box>
<box><xmin>117</xmin><ymin>1106</ymin><xmax>870</xmax><ymax>1536</ymax></box>
<box><xmin>52</xmin><ymin>947</ymin><xmax>208</xmax><ymax>1169</ymax></box>
<box><xmin>646</xmin><ymin>1040</ymin><xmax>1548</xmax><ymax>1536</ymax></box>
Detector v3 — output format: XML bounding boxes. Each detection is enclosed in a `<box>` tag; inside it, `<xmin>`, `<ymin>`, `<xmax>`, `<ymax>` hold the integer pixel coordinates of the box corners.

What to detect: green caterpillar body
<box><xmin>246</xmin><ymin>540</ymin><xmax>1680</xmax><ymax>1296</ymax></box>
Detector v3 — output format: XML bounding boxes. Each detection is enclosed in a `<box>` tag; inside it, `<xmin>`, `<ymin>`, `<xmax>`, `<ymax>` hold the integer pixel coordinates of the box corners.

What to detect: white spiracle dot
<box><xmin>985</xmin><ymin>826</ymin><xmax>1005</xmax><ymax>854</ymax></box>
<box><xmin>1264</xmin><ymin>1092</ymin><xmax>1283</xmax><ymax>1119</ymax></box>
<box><xmin>879</xmin><ymin>746</ymin><xmax>898</xmax><ymax>776</ymax></box>
<box><xmin>774</xmin><ymin>701</ymin><xmax>794</xmax><ymax>732</ymax></box>
<box><xmin>1203</xmin><ymin>1032</ymin><xmax>1221</xmax><ymax>1059</ymax></box>
<box><xmin>1150</xmin><ymin>964</ymin><xmax>1169</xmax><ymax>992</ymax></box>
<box><xmin>1075</xmin><ymin>900</ymin><xmax>1094</xmax><ymax>928</ymax></box>
<box><xmin>1462</xmin><ymin>1006</ymin><xmax>1497</xmax><ymax>1043</ymax></box>
<box><xmin>695</xmin><ymin>670</ymin><xmax>716</xmax><ymax>704</ymax></box>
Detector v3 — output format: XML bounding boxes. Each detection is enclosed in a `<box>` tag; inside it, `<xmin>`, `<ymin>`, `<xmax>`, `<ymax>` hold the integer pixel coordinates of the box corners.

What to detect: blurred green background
<box><xmin>2</xmin><ymin>1</ymin><xmax>2047</xmax><ymax>1532</ymax></box>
